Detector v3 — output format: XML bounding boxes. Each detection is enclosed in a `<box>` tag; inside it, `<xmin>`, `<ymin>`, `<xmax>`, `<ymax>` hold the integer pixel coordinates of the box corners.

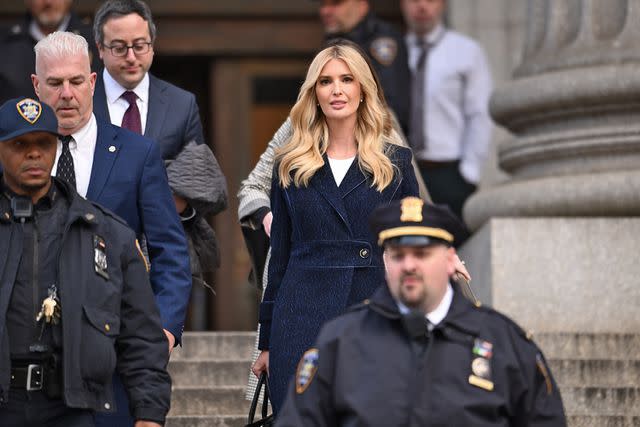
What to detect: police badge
<box><xmin>370</xmin><ymin>37</ymin><xmax>398</xmax><ymax>66</ymax></box>
<box><xmin>16</xmin><ymin>98</ymin><xmax>42</xmax><ymax>124</ymax></box>
<box><xmin>94</xmin><ymin>235</ymin><xmax>109</xmax><ymax>280</ymax></box>
<box><xmin>469</xmin><ymin>338</ymin><xmax>494</xmax><ymax>391</ymax></box>
<box><xmin>295</xmin><ymin>348</ymin><xmax>319</xmax><ymax>394</ymax></box>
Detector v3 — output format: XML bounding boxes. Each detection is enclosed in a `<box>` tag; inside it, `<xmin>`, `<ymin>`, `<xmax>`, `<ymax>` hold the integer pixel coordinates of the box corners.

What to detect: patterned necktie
<box><xmin>410</xmin><ymin>38</ymin><xmax>431</xmax><ymax>152</ymax></box>
<box><xmin>121</xmin><ymin>90</ymin><xmax>142</xmax><ymax>134</ymax></box>
<box><xmin>56</xmin><ymin>135</ymin><xmax>76</xmax><ymax>189</ymax></box>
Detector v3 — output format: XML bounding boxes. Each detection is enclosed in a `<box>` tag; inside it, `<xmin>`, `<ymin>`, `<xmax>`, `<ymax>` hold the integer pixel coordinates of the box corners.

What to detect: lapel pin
<box><xmin>108</xmin><ymin>145</ymin><xmax>116</xmax><ymax>153</ymax></box>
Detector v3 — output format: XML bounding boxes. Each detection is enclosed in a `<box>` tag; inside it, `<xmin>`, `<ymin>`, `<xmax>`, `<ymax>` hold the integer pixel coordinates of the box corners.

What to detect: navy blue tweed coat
<box><xmin>258</xmin><ymin>144</ymin><xmax>419</xmax><ymax>411</ymax></box>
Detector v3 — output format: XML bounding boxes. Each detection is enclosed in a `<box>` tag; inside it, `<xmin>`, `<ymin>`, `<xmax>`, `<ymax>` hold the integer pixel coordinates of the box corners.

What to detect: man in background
<box><xmin>0</xmin><ymin>0</ymin><xmax>99</xmax><ymax>104</ymax></box>
<box><xmin>91</xmin><ymin>0</ymin><xmax>228</xmax><ymax>300</ymax></box>
<box><xmin>400</xmin><ymin>0</ymin><xmax>493</xmax><ymax>221</ymax></box>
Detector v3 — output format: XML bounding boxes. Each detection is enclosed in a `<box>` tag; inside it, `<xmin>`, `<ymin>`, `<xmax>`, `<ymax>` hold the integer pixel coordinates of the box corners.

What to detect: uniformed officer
<box><xmin>0</xmin><ymin>97</ymin><xmax>170</xmax><ymax>426</ymax></box>
<box><xmin>277</xmin><ymin>197</ymin><xmax>567</xmax><ymax>426</ymax></box>
<box><xmin>316</xmin><ymin>0</ymin><xmax>411</xmax><ymax>133</ymax></box>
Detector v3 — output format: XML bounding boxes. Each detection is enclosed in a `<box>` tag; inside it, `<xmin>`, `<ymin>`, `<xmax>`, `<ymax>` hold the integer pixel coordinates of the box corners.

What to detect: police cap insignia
<box><xmin>16</xmin><ymin>98</ymin><xmax>42</xmax><ymax>124</ymax></box>
<box><xmin>400</xmin><ymin>197</ymin><xmax>423</xmax><ymax>222</ymax></box>
<box><xmin>295</xmin><ymin>348</ymin><xmax>319</xmax><ymax>394</ymax></box>
<box><xmin>370</xmin><ymin>37</ymin><xmax>398</xmax><ymax>66</ymax></box>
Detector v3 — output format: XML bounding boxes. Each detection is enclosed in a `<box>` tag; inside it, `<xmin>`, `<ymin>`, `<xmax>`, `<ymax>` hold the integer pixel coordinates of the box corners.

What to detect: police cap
<box><xmin>0</xmin><ymin>97</ymin><xmax>60</xmax><ymax>142</ymax></box>
<box><xmin>369</xmin><ymin>197</ymin><xmax>467</xmax><ymax>247</ymax></box>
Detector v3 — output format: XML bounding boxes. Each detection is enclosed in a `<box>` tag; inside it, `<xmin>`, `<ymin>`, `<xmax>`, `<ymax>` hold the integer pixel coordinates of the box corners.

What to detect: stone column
<box><xmin>465</xmin><ymin>0</ymin><xmax>640</xmax><ymax>230</ymax></box>
<box><xmin>459</xmin><ymin>0</ymin><xmax>640</xmax><ymax>334</ymax></box>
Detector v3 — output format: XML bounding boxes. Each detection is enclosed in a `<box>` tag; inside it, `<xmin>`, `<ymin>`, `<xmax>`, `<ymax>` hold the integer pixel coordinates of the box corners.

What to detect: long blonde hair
<box><xmin>277</xmin><ymin>42</ymin><xmax>401</xmax><ymax>191</ymax></box>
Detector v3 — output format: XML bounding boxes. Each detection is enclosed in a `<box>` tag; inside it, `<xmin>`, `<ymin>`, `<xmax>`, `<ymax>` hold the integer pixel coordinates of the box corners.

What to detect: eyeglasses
<box><xmin>103</xmin><ymin>42</ymin><xmax>152</xmax><ymax>57</ymax></box>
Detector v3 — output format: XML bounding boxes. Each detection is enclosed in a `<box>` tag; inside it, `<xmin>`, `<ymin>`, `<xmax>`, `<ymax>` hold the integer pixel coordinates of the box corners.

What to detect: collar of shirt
<box><xmin>406</xmin><ymin>23</ymin><xmax>446</xmax><ymax>48</ymax></box>
<box><xmin>28</xmin><ymin>14</ymin><xmax>71</xmax><ymax>42</ymax></box>
<box><xmin>53</xmin><ymin>114</ymin><xmax>97</xmax><ymax>198</ymax></box>
<box><xmin>396</xmin><ymin>283</ymin><xmax>454</xmax><ymax>327</ymax></box>
<box><xmin>103</xmin><ymin>68</ymin><xmax>149</xmax><ymax>132</ymax></box>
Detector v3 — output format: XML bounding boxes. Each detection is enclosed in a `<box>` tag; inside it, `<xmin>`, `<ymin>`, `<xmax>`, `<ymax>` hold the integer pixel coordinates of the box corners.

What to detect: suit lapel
<box><xmin>339</xmin><ymin>157</ymin><xmax>367</xmax><ymax>198</ymax></box>
<box><xmin>310</xmin><ymin>155</ymin><xmax>353</xmax><ymax>234</ymax></box>
<box><xmin>145</xmin><ymin>74</ymin><xmax>168</xmax><ymax>142</ymax></box>
<box><xmin>86</xmin><ymin>121</ymin><xmax>122</xmax><ymax>201</ymax></box>
<box><xmin>93</xmin><ymin>74</ymin><xmax>111</xmax><ymax>123</ymax></box>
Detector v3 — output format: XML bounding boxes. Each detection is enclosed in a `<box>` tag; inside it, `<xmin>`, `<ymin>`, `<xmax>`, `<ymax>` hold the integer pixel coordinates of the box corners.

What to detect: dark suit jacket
<box><xmin>93</xmin><ymin>72</ymin><xmax>205</xmax><ymax>160</ymax></box>
<box><xmin>259</xmin><ymin>145</ymin><xmax>419</xmax><ymax>411</ymax></box>
<box><xmin>88</xmin><ymin>119</ymin><xmax>191</xmax><ymax>343</ymax></box>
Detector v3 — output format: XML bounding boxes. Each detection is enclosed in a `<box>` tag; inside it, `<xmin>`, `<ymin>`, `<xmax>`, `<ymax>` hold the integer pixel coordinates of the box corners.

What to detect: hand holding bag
<box><xmin>246</xmin><ymin>372</ymin><xmax>274</xmax><ymax>427</ymax></box>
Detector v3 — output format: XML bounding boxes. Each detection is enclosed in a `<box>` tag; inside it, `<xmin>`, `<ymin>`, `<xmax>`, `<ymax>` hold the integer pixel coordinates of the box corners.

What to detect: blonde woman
<box><xmin>251</xmin><ymin>41</ymin><xmax>419</xmax><ymax>412</ymax></box>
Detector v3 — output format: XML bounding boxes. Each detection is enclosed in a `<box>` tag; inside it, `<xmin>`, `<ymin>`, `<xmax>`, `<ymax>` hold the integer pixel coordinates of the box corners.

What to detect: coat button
<box><xmin>359</xmin><ymin>248</ymin><xmax>369</xmax><ymax>258</ymax></box>
<box><xmin>104</xmin><ymin>324</ymin><xmax>110</xmax><ymax>332</ymax></box>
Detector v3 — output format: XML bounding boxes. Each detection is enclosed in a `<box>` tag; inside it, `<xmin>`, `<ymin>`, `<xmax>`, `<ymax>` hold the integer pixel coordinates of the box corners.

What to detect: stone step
<box><xmin>567</xmin><ymin>415</ymin><xmax>640</xmax><ymax>427</ymax></box>
<box><xmin>549</xmin><ymin>359</ymin><xmax>640</xmax><ymax>387</ymax></box>
<box><xmin>172</xmin><ymin>332</ymin><xmax>255</xmax><ymax>361</ymax></box>
<box><xmin>166</xmin><ymin>415</ymin><xmax>246</xmax><ymax>427</ymax></box>
<box><xmin>169</xmin><ymin>359</ymin><xmax>251</xmax><ymax>387</ymax></box>
<box><xmin>535</xmin><ymin>333</ymin><xmax>640</xmax><ymax>360</ymax></box>
<box><xmin>562</xmin><ymin>387</ymin><xmax>640</xmax><ymax>416</ymax></box>
<box><xmin>169</xmin><ymin>386</ymin><xmax>248</xmax><ymax>416</ymax></box>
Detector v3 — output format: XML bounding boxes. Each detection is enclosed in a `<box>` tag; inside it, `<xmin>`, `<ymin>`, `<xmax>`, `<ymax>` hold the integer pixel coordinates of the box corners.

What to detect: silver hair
<box><xmin>34</xmin><ymin>31</ymin><xmax>90</xmax><ymax>75</ymax></box>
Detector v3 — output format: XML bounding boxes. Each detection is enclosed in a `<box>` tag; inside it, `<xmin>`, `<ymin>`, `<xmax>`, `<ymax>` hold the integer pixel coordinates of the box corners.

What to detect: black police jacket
<box><xmin>0</xmin><ymin>178</ymin><xmax>171</xmax><ymax>423</ymax></box>
<box><xmin>277</xmin><ymin>283</ymin><xmax>567</xmax><ymax>426</ymax></box>
<box><xmin>329</xmin><ymin>11</ymin><xmax>411</xmax><ymax>134</ymax></box>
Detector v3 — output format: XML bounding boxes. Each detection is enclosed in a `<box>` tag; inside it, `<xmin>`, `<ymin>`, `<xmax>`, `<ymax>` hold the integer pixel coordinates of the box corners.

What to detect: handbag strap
<box><xmin>247</xmin><ymin>372</ymin><xmax>271</xmax><ymax>423</ymax></box>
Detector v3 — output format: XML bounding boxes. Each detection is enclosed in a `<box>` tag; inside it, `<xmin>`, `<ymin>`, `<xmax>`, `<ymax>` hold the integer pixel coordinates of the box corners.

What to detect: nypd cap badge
<box><xmin>0</xmin><ymin>97</ymin><xmax>60</xmax><ymax>141</ymax></box>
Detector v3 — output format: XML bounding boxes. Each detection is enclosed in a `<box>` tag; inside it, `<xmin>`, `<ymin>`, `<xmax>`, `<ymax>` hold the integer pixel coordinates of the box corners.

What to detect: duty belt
<box><xmin>10</xmin><ymin>364</ymin><xmax>44</xmax><ymax>391</ymax></box>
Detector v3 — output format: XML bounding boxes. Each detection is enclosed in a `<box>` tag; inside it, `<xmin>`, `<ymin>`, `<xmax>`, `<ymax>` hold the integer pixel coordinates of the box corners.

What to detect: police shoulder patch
<box><xmin>295</xmin><ymin>348</ymin><xmax>319</xmax><ymax>394</ymax></box>
<box><xmin>370</xmin><ymin>37</ymin><xmax>398</xmax><ymax>66</ymax></box>
<box><xmin>16</xmin><ymin>98</ymin><xmax>42</xmax><ymax>124</ymax></box>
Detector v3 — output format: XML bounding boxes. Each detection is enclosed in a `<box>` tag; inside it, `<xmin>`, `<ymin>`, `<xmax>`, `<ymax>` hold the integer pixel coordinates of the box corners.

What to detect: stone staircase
<box><xmin>536</xmin><ymin>333</ymin><xmax>640</xmax><ymax>427</ymax></box>
<box><xmin>166</xmin><ymin>332</ymin><xmax>256</xmax><ymax>427</ymax></box>
<box><xmin>165</xmin><ymin>332</ymin><xmax>640</xmax><ymax>427</ymax></box>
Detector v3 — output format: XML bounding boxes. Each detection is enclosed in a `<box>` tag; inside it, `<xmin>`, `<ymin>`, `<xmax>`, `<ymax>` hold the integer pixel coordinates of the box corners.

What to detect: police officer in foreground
<box><xmin>0</xmin><ymin>97</ymin><xmax>170</xmax><ymax>426</ymax></box>
<box><xmin>277</xmin><ymin>197</ymin><xmax>567</xmax><ymax>426</ymax></box>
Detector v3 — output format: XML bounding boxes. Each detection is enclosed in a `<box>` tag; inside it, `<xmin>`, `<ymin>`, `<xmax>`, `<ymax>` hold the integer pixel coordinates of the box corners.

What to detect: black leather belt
<box><xmin>10</xmin><ymin>364</ymin><xmax>44</xmax><ymax>391</ymax></box>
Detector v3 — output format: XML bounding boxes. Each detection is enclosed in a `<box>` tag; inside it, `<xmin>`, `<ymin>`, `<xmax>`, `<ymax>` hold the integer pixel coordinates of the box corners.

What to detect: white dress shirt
<box><xmin>397</xmin><ymin>283</ymin><xmax>454</xmax><ymax>329</ymax></box>
<box><xmin>102</xmin><ymin>68</ymin><xmax>150</xmax><ymax>133</ymax></box>
<box><xmin>52</xmin><ymin>114</ymin><xmax>98</xmax><ymax>198</ymax></box>
<box><xmin>406</xmin><ymin>24</ymin><xmax>493</xmax><ymax>184</ymax></box>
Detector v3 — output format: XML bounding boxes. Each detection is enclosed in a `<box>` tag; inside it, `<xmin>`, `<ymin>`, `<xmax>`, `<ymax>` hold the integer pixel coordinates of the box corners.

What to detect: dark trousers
<box><xmin>0</xmin><ymin>389</ymin><xmax>94</xmax><ymax>427</ymax></box>
<box><xmin>418</xmin><ymin>160</ymin><xmax>476</xmax><ymax>221</ymax></box>
<box><xmin>93</xmin><ymin>374</ymin><xmax>133</xmax><ymax>427</ymax></box>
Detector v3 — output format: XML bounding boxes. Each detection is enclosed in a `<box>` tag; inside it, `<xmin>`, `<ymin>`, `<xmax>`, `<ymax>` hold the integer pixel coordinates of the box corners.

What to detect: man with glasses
<box><xmin>92</xmin><ymin>1</ymin><xmax>228</xmax><ymax>342</ymax></box>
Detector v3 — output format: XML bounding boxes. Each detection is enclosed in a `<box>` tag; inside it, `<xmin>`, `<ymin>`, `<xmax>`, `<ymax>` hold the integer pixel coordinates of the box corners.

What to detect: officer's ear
<box><xmin>382</xmin><ymin>249</ymin><xmax>389</xmax><ymax>274</ymax></box>
<box><xmin>445</xmin><ymin>247</ymin><xmax>457</xmax><ymax>277</ymax></box>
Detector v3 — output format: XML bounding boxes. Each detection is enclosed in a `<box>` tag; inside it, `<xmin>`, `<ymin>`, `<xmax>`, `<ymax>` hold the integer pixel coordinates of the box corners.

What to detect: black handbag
<box><xmin>246</xmin><ymin>372</ymin><xmax>275</xmax><ymax>427</ymax></box>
